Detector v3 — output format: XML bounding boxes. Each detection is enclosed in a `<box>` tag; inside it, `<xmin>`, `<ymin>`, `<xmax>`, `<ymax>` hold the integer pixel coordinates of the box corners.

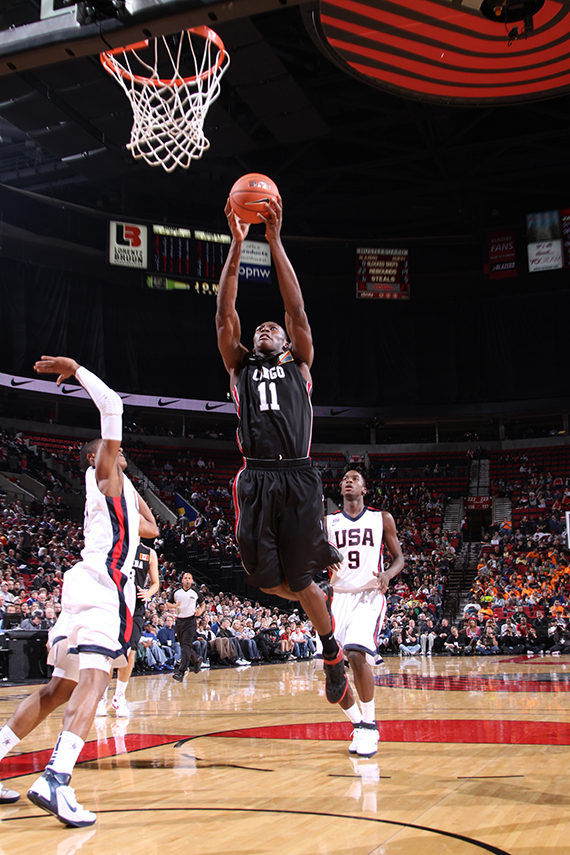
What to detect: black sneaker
<box><xmin>323</xmin><ymin>647</ymin><xmax>348</xmax><ymax>704</ymax></box>
<box><xmin>192</xmin><ymin>657</ymin><xmax>203</xmax><ymax>674</ymax></box>
<box><xmin>318</xmin><ymin>580</ymin><xmax>335</xmax><ymax>633</ymax></box>
<box><xmin>172</xmin><ymin>670</ymin><xmax>184</xmax><ymax>682</ymax></box>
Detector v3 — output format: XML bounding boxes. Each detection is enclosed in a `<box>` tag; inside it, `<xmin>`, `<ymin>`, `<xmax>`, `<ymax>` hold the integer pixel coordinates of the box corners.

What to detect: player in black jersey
<box><xmin>96</xmin><ymin>542</ymin><xmax>160</xmax><ymax>717</ymax></box>
<box><xmin>216</xmin><ymin>194</ymin><xmax>351</xmax><ymax>705</ymax></box>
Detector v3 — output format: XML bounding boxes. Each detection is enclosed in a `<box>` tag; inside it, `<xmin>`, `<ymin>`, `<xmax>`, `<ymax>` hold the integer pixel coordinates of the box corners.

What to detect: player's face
<box><xmin>253</xmin><ymin>321</ymin><xmax>288</xmax><ymax>356</ymax></box>
<box><xmin>340</xmin><ymin>470</ymin><xmax>366</xmax><ymax>499</ymax></box>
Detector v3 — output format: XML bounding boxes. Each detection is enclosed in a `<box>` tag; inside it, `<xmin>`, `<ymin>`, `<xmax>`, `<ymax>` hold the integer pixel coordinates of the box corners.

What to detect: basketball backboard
<box><xmin>0</xmin><ymin>0</ymin><xmax>303</xmax><ymax>76</ymax></box>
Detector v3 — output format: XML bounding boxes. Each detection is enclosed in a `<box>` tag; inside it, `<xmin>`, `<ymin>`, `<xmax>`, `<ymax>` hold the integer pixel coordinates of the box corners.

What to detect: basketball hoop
<box><xmin>100</xmin><ymin>27</ymin><xmax>229</xmax><ymax>172</ymax></box>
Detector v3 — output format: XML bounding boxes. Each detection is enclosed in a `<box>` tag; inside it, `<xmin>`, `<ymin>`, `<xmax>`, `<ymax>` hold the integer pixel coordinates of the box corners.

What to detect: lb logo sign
<box><xmin>110</xmin><ymin>221</ymin><xmax>148</xmax><ymax>269</ymax></box>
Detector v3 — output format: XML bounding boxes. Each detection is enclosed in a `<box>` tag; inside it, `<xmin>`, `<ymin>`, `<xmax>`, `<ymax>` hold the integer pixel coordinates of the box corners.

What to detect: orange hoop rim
<box><xmin>100</xmin><ymin>26</ymin><xmax>228</xmax><ymax>88</ymax></box>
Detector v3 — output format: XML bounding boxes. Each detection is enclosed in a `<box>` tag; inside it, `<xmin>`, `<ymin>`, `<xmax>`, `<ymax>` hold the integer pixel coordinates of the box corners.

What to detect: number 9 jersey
<box><xmin>233</xmin><ymin>350</ymin><xmax>312</xmax><ymax>460</ymax></box>
<box><xmin>325</xmin><ymin>507</ymin><xmax>384</xmax><ymax>593</ymax></box>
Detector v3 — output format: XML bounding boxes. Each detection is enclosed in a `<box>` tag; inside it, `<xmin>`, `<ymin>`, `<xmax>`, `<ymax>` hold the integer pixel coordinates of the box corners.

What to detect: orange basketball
<box><xmin>229</xmin><ymin>173</ymin><xmax>279</xmax><ymax>224</ymax></box>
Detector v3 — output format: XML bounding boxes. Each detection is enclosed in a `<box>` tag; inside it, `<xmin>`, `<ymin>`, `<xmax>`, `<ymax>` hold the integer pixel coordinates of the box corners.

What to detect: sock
<box><xmin>360</xmin><ymin>699</ymin><xmax>376</xmax><ymax>724</ymax></box>
<box><xmin>114</xmin><ymin>680</ymin><xmax>128</xmax><ymax>698</ymax></box>
<box><xmin>342</xmin><ymin>702</ymin><xmax>362</xmax><ymax>724</ymax></box>
<box><xmin>0</xmin><ymin>725</ymin><xmax>20</xmax><ymax>762</ymax></box>
<box><xmin>47</xmin><ymin>731</ymin><xmax>85</xmax><ymax>777</ymax></box>
<box><xmin>319</xmin><ymin>630</ymin><xmax>340</xmax><ymax>659</ymax></box>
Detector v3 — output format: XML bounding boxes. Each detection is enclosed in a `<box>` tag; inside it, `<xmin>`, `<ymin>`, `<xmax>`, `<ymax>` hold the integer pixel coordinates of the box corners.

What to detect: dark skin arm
<box><xmin>375</xmin><ymin>512</ymin><xmax>405</xmax><ymax>594</ymax></box>
<box><xmin>216</xmin><ymin>196</ymin><xmax>313</xmax><ymax>386</ymax></box>
<box><xmin>138</xmin><ymin>492</ymin><xmax>159</xmax><ymax>539</ymax></box>
<box><xmin>34</xmin><ymin>356</ymin><xmax>122</xmax><ymax>497</ymax></box>
<box><xmin>215</xmin><ymin>202</ymin><xmax>249</xmax><ymax>386</ymax></box>
<box><xmin>258</xmin><ymin>197</ymin><xmax>314</xmax><ymax>378</ymax></box>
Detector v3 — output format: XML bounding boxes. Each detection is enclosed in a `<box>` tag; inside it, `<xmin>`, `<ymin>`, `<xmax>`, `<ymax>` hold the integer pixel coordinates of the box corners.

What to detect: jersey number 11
<box><xmin>258</xmin><ymin>381</ymin><xmax>280</xmax><ymax>411</ymax></box>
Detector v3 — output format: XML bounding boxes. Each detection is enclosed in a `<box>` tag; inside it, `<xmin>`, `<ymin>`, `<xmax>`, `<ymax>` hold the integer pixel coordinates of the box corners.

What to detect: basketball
<box><xmin>229</xmin><ymin>173</ymin><xmax>280</xmax><ymax>224</ymax></box>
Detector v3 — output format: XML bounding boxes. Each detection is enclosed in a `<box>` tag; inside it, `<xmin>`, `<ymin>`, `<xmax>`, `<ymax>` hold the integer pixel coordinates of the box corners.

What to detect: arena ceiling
<box><xmin>1</xmin><ymin>0</ymin><xmax>570</xmax><ymax>242</ymax></box>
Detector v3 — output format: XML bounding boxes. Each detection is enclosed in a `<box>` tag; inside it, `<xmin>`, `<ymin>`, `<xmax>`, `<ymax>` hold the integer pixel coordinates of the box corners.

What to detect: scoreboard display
<box><xmin>356</xmin><ymin>248</ymin><xmax>410</xmax><ymax>300</ymax></box>
<box><xmin>149</xmin><ymin>226</ymin><xmax>230</xmax><ymax>282</ymax></box>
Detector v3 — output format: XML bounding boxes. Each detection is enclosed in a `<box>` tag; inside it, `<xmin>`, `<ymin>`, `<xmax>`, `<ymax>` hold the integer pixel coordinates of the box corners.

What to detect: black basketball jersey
<box><xmin>132</xmin><ymin>543</ymin><xmax>151</xmax><ymax>589</ymax></box>
<box><xmin>233</xmin><ymin>350</ymin><xmax>312</xmax><ymax>460</ymax></box>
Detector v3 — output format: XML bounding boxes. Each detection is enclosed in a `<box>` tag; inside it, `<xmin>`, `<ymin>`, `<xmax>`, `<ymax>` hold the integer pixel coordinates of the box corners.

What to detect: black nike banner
<box><xmin>0</xmin><ymin>373</ymin><xmax>375</xmax><ymax>418</ymax></box>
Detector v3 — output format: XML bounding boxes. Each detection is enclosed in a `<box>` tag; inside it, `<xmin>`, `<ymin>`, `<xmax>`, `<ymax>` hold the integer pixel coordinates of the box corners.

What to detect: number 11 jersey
<box><xmin>233</xmin><ymin>350</ymin><xmax>312</xmax><ymax>460</ymax></box>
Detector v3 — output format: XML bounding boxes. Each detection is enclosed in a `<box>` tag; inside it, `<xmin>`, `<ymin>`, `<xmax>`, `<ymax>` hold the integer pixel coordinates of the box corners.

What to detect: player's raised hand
<box><xmin>34</xmin><ymin>355</ymin><xmax>80</xmax><ymax>386</ymax></box>
<box><xmin>258</xmin><ymin>195</ymin><xmax>282</xmax><ymax>242</ymax></box>
<box><xmin>225</xmin><ymin>198</ymin><xmax>250</xmax><ymax>241</ymax></box>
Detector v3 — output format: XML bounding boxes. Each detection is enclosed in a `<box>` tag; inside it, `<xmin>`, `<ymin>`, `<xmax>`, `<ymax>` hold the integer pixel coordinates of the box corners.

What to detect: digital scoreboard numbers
<box><xmin>151</xmin><ymin>225</ymin><xmax>192</xmax><ymax>278</ymax></box>
<box><xmin>194</xmin><ymin>230</ymin><xmax>231</xmax><ymax>283</ymax></box>
<box><xmin>356</xmin><ymin>248</ymin><xmax>410</xmax><ymax>300</ymax></box>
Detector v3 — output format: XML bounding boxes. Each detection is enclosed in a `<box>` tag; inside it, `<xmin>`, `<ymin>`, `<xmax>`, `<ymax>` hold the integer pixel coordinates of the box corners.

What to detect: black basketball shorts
<box><xmin>234</xmin><ymin>457</ymin><xmax>341</xmax><ymax>592</ymax></box>
<box><xmin>130</xmin><ymin>609</ymin><xmax>146</xmax><ymax>651</ymax></box>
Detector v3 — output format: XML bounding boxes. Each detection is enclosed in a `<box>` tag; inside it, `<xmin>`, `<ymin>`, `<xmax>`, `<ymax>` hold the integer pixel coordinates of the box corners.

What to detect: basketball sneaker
<box><xmin>323</xmin><ymin>647</ymin><xmax>348</xmax><ymax>704</ymax></box>
<box><xmin>95</xmin><ymin>698</ymin><xmax>107</xmax><ymax>717</ymax></box>
<box><xmin>356</xmin><ymin>721</ymin><xmax>379</xmax><ymax>758</ymax></box>
<box><xmin>0</xmin><ymin>784</ymin><xmax>20</xmax><ymax>803</ymax></box>
<box><xmin>27</xmin><ymin>769</ymin><xmax>96</xmax><ymax>828</ymax></box>
<box><xmin>111</xmin><ymin>694</ymin><xmax>129</xmax><ymax>718</ymax></box>
<box><xmin>172</xmin><ymin>670</ymin><xmax>184</xmax><ymax>682</ymax></box>
<box><xmin>349</xmin><ymin>723</ymin><xmax>364</xmax><ymax>754</ymax></box>
<box><xmin>192</xmin><ymin>657</ymin><xmax>203</xmax><ymax>674</ymax></box>
<box><xmin>318</xmin><ymin>580</ymin><xmax>335</xmax><ymax>632</ymax></box>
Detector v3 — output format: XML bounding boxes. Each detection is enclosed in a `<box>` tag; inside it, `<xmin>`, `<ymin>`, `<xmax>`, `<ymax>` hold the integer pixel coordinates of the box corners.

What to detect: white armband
<box><xmin>75</xmin><ymin>365</ymin><xmax>123</xmax><ymax>441</ymax></box>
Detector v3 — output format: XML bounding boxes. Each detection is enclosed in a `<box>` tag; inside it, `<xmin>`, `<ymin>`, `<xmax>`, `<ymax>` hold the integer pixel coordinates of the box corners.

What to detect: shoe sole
<box><xmin>356</xmin><ymin>747</ymin><xmax>379</xmax><ymax>757</ymax></box>
<box><xmin>0</xmin><ymin>794</ymin><xmax>20</xmax><ymax>804</ymax></box>
<box><xmin>27</xmin><ymin>791</ymin><xmax>96</xmax><ymax>828</ymax></box>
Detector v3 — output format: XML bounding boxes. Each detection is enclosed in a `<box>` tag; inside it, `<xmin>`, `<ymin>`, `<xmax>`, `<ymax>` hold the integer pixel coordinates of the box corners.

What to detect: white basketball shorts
<box><xmin>332</xmin><ymin>589</ymin><xmax>387</xmax><ymax>659</ymax></box>
<box><xmin>48</xmin><ymin>563</ymin><xmax>134</xmax><ymax>680</ymax></box>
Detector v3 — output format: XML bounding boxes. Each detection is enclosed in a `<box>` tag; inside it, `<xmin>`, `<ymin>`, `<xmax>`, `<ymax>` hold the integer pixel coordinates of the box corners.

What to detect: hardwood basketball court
<box><xmin>0</xmin><ymin>654</ymin><xmax>568</xmax><ymax>855</ymax></box>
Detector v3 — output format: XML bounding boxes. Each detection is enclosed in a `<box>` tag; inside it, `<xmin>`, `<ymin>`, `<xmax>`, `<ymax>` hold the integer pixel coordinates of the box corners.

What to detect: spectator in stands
<box><xmin>20</xmin><ymin>610</ymin><xmax>44</xmax><ymax>631</ymax></box>
<box><xmin>443</xmin><ymin>625</ymin><xmax>464</xmax><ymax>655</ymax></box>
<box><xmin>475</xmin><ymin>624</ymin><xmax>500</xmax><ymax>655</ymax></box>
<box><xmin>399</xmin><ymin>620</ymin><xmax>421</xmax><ymax>656</ymax></box>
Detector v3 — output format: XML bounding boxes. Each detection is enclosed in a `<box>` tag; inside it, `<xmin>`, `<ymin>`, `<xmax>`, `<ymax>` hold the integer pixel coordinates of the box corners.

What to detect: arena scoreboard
<box><xmin>356</xmin><ymin>248</ymin><xmax>410</xmax><ymax>300</ymax></box>
<box><xmin>150</xmin><ymin>226</ymin><xmax>231</xmax><ymax>282</ymax></box>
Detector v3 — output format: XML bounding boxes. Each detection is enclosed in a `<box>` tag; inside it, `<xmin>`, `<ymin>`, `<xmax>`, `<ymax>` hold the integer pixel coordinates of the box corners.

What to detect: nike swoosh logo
<box><xmin>205</xmin><ymin>403</ymin><xmax>224</xmax><ymax>410</ymax></box>
<box><xmin>60</xmin><ymin>791</ymin><xmax>78</xmax><ymax>813</ymax></box>
<box><xmin>158</xmin><ymin>398</ymin><xmax>180</xmax><ymax>407</ymax></box>
<box><xmin>61</xmin><ymin>386</ymin><xmax>82</xmax><ymax>395</ymax></box>
<box><xmin>10</xmin><ymin>378</ymin><xmax>32</xmax><ymax>387</ymax></box>
<box><xmin>119</xmin><ymin>394</ymin><xmax>131</xmax><ymax>400</ymax></box>
<box><xmin>330</xmin><ymin>408</ymin><xmax>351</xmax><ymax>416</ymax></box>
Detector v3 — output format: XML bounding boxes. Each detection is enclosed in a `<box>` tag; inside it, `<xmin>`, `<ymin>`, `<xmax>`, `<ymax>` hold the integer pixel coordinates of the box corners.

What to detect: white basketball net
<box><xmin>101</xmin><ymin>27</ymin><xmax>229</xmax><ymax>173</ymax></box>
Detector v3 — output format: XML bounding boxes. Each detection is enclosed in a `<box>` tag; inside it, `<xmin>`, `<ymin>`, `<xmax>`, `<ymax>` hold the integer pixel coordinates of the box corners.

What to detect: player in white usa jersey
<box><xmin>324</xmin><ymin>470</ymin><xmax>404</xmax><ymax>757</ymax></box>
<box><xmin>0</xmin><ymin>356</ymin><xmax>158</xmax><ymax>826</ymax></box>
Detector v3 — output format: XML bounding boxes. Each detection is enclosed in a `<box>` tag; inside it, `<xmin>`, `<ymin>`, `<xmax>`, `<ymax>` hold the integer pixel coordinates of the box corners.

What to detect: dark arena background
<box><xmin>0</xmin><ymin>2</ymin><xmax>569</xmax><ymax>855</ymax></box>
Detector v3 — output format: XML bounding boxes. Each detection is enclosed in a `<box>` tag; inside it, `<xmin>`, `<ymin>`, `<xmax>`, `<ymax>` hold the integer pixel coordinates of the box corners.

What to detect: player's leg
<box><xmin>111</xmin><ymin>649</ymin><xmax>136</xmax><ymax>717</ymax></box>
<box><xmin>0</xmin><ymin>677</ymin><xmax>76</xmax><ymax>803</ymax></box>
<box><xmin>27</xmin><ymin>654</ymin><xmax>111</xmax><ymax>827</ymax></box>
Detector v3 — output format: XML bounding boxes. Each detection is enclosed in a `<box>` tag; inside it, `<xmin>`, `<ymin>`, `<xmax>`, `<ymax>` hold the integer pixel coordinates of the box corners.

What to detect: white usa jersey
<box><xmin>325</xmin><ymin>507</ymin><xmax>384</xmax><ymax>593</ymax></box>
<box><xmin>81</xmin><ymin>466</ymin><xmax>140</xmax><ymax>588</ymax></box>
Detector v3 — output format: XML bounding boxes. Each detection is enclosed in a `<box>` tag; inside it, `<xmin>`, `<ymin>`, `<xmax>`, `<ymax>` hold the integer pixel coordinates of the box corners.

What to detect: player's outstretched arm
<box><xmin>34</xmin><ymin>355</ymin><xmax>123</xmax><ymax>495</ymax></box>
<box><xmin>216</xmin><ymin>200</ymin><xmax>249</xmax><ymax>379</ymax></box>
<box><xmin>259</xmin><ymin>197</ymin><xmax>314</xmax><ymax>370</ymax></box>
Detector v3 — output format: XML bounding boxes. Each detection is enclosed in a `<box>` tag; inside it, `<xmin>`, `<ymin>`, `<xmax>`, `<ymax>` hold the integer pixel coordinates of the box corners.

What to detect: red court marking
<box><xmin>214</xmin><ymin>720</ymin><xmax>570</xmax><ymax>745</ymax></box>
<box><xmin>373</xmin><ymin>673</ymin><xmax>570</xmax><ymax>692</ymax></box>
<box><xmin>2</xmin><ymin>734</ymin><xmax>183</xmax><ymax>779</ymax></box>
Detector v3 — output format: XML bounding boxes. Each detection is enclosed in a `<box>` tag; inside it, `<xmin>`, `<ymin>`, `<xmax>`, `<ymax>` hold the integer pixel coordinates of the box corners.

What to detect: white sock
<box><xmin>114</xmin><ymin>680</ymin><xmax>128</xmax><ymax>698</ymax></box>
<box><xmin>360</xmin><ymin>699</ymin><xmax>376</xmax><ymax>724</ymax></box>
<box><xmin>0</xmin><ymin>725</ymin><xmax>20</xmax><ymax>762</ymax></box>
<box><xmin>47</xmin><ymin>731</ymin><xmax>85</xmax><ymax>777</ymax></box>
<box><xmin>342</xmin><ymin>702</ymin><xmax>362</xmax><ymax>724</ymax></box>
